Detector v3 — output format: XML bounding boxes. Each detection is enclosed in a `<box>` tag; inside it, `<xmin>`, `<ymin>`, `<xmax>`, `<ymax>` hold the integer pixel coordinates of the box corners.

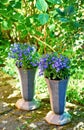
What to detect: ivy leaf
<box><xmin>0</xmin><ymin>9</ymin><xmax>9</xmax><ymax>18</ymax></box>
<box><xmin>38</xmin><ymin>13</ymin><xmax>49</xmax><ymax>25</ymax></box>
<box><xmin>0</xmin><ymin>18</ymin><xmax>3</xmax><ymax>22</ymax></box>
<box><xmin>56</xmin><ymin>8</ymin><xmax>65</xmax><ymax>16</ymax></box>
<box><xmin>49</xmin><ymin>24</ymin><xmax>55</xmax><ymax>31</ymax></box>
<box><xmin>64</xmin><ymin>6</ymin><xmax>74</xmax><ymax>16</ymax></box>
<box><xmin>73</xmin><ymin>21</ymin><xmax>80</xmax><ymax>28</ymax></box>
<box><xmin>21</xmin><ymin>29</ymin><xmax>28</xmax><ymax>38</ymax></box>
<box><xmin>36</xmin><ymin>0</ymin><xmax>48</xmax><ymax>12</ymax></box>
<box><xmin>26</xmin><ymin>17</ymin><xmax>31</xmax><ymax>26</ymax></box>
<box><xmin>17</xmin><ymin>24</ymin><xmax>26</xmax><ymax>30</ymax></box>
<box><xmin>1</xmin><ymin>20</ymin><xmax>12</xmax><ymax>30</ymax></box>
<box><xmin>13</xmin><ymin>12</ymin><xmax>24</xmax><ymax>22</ymax></box>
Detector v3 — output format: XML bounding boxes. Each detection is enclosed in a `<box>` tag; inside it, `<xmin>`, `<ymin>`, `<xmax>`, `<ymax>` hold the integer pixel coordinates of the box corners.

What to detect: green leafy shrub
<box><xmin>2</xmin><ymin>58</ymin><xmax>17</xmax><ymax>77</ymax></box>
<box><xmin>0</xmin><ymin>32</ymin><xmax>10</xmax><ymax>65</ymax></box>
<box><xmin>67</xmin><ymin>79</ymin><xmax>84</xmax><ymax>105</ymax></box>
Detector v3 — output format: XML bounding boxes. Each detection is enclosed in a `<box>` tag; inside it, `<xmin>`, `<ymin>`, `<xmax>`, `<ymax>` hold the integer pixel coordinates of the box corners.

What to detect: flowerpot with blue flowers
<box><xmin>9</xmin><ymin>43</ymin><xmax>40</xmax><ymax>110</ymax></box>
<box><xmin>39</xmin><ymin>53</ymin><xmax>71</xmax><ymax>125</ymax></box>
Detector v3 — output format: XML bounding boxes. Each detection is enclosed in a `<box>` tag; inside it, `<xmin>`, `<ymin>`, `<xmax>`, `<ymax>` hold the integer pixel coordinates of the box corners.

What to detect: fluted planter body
<box><xmin>46</xmin><ymin>78</ymin><xmax>68</xmax><ymax>114</ymax></box>
<box><xmin>17</xmin><ymin>68</ymin><xmax>36</xmax><ymax>101</ymax></box>
<box><xmin>16</xmin><ymin>67</ymin><xmax>39</xmax><ymax>110</ymax></box>
<box><xmin>45</xmin><ymin>78</ymin><xmax>71</xmax><ymax>125</ymax></box>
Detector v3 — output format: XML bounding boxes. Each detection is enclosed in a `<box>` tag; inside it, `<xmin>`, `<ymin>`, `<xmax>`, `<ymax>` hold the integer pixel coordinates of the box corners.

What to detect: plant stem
<box><xmin>31</xmin><ymin>35</ymin><xmax>55</xmax><ymax>52</ymax></box>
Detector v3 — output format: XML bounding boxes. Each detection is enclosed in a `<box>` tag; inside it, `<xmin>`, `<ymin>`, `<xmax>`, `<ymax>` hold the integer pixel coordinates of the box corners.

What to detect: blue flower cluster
<box><xmin>39</xmin><ymin>53</ymin><xmax>70</xmax><ymax>80</ymax></box>
<box><xmin>9</xmin><ymin>43</ymin><xmax>39</xmax><ymax>69</ymax></box>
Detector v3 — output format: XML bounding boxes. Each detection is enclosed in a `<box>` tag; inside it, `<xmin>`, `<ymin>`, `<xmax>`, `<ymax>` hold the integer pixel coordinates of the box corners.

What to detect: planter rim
<box><xmin>45</xmin><ymin>77</ymin><xmax>69</xmax><ymax>82</ymax></box>
<box><xmin>15</xmin><ymin>63</ymin><xmax>37</xmax><ymax>70</ymax></box>
<box><xmin>16</xmin><ymin>66</ymin><xmax>37</xmax><ymax>71</ymax></box>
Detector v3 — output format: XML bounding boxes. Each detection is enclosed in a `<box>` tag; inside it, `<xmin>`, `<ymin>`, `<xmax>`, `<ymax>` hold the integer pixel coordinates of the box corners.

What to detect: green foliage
<box><xmin>0</xmin><ymin>32</ymin><xmax>10</xmax><ymax>65</ymax></box>
<box><xmin>35</xmin><ymin>70</ymin><xmax>48</xmax><ymax>95</ymax></box>
<box><xmin>67</xmin><ymin>78</ymin><xmax>84</xmax><ymax>105</ymax></box>
<box><xmin>38</xmin><ymin>13</ymin><xmax>49</xmax><ymax>25</ymax></box>
<box><xmin>0</xmin><ymin>0</ymin><xmax>83</xmax><ymax>110</ymax></box>
<box><xmin>47</xmin><ymin>0</ymin><xmax>61</xmax><ymax>4</ymax></box>
<box><xmin>2</xmin><ymin>58</ymin><xmax>17</xmax><ymax>77</ymax></box>
<box><xmin>0</xmin><ymin>0</ymin><xmax>84</xmax><ymax>79</ymax></box>
<box><xmin>36</xmin><ymin>0</ymin><xmax>48</xmax><ymax>12</ymax></box>
<box><xmin>1</xmin><ymin>20</ymin><xmax>12</xmax><ymax>30</ymax></box>
<box><xmin>70</xmin><ymin>39</ymin><xmax>84</xmax><ymax>79</ymax></box>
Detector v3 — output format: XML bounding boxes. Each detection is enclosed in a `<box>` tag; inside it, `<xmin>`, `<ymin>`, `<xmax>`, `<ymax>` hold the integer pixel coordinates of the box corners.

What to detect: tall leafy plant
<box><xmin>0</xmin><ymin>0</ymin><xmax>84</xmax><ymax>77</ymax></box>
<box><xmin>35</xmin><ymin>0</ymin><xmax>84</xmax><ymax>77</ymax></box>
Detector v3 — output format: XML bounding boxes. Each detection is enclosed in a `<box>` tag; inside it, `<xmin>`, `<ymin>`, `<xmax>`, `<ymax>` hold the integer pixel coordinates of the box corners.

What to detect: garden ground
<box><xmin>0</xmin><ymin>69</ymin><xmax>84</xmax><ymax>130</ymax></box>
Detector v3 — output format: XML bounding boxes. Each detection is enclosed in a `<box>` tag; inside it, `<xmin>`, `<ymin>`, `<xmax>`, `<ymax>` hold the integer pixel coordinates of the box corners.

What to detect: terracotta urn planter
<box><xmin>45</xmin><ymin>78</ymin><xmax>71</xmax><ymax>125</ymax></box>
<box><xmin>16</xmin><ymin>67</ymin><xmax>39</xmax><ymax>111</ymax></box>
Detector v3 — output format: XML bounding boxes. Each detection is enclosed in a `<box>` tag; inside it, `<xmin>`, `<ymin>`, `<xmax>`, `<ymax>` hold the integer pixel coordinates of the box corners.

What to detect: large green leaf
<box><xmin>0</xmin><ymin>2</ymin><xmax>5</xmax><ymax>8</ymax></box>
<box><xmin>73</xmin><ymin>21</ymin><xmax>80</xmax><ymax>28</ymax></box>
<box><xmin>56</xmin><ymin>8</ymin><xmax>65</xmax><ymax>16</ymax></box>
<box><xmin>12</xmin><ymin>12</ymin><xmax>24</xmax><ymax>22</ymax></box>
<box><xmin>49</xmin><ymin>24</ymin><xmax>55</xmax><ymax>31</ymax></box>
<box><xmin>20</xmin><ymin>29</ymin><xmax>28</xmax><ymax>38</ymax></box>
<box><xmin>36</xmin><ymin>0</ymin><xmax>48</xmax><ymax>12</ymax></box>
<box><xmin>64</xmin><ymin>6</ymin><xmax>74</xmax><ymax>16</ymax></box>
<box><xmin>47</xmin><ymin>0</ymin><xmax>61</xmax><ymax>4</ymax></box>
<box><xmin>0</xmin><ymin>9</ymin><xmax>9</xmax><ymax>18</ymax></box>
<box><xmin>11</xmin><ymin>1</ymin><xmax>21</xmax><ymax>9</ymax></box>
<box><xmin>26</xmin><ymin>17</ymin><xmax>32</xmax><ymax>26</ymax></box>
<box><xmin>17</xmin><ymin>24</ymin><xmax>26</xmax><ymax>30</ymax></box>
<box><xmin>1</xmin><ymin>20</ymin><xmax>12</xmax><ymax>30</ymax></box>
<box><xmin>38</xmin><ymin>13</ymin><xmax>49</xmax><ymax>25</ymax></box>
<box><xmin>1</xmin><ymin>0</ymin><xmax>9</xmax><ymax>4</ymax></box>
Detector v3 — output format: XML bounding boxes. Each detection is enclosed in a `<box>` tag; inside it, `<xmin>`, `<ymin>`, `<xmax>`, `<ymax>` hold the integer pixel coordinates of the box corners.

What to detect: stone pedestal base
<box><xmin>16</xmin><ymin>98</ymin><xmax>39</xmax><ymax>111</ymax></box>
<box><xmin>45</xmin><ymin>111</ymin><xmax>71</xmax><ymax>125</ymax></box>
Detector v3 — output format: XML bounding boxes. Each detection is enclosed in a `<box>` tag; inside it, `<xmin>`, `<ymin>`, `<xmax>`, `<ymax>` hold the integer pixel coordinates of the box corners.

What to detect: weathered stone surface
<box><xmin>0</xmin><ymin>69</ymin><xmax>84</xmax><ymax>130</ymax></box>
<box><xmin>45</xmin><ymin>111</ymin><xmax>71</xmax><ymax>125</ymax></box>
<box><xmin>16</xmin><ymin>98</ymin><xmax>40</xmax><ymax>111</ymax></box>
